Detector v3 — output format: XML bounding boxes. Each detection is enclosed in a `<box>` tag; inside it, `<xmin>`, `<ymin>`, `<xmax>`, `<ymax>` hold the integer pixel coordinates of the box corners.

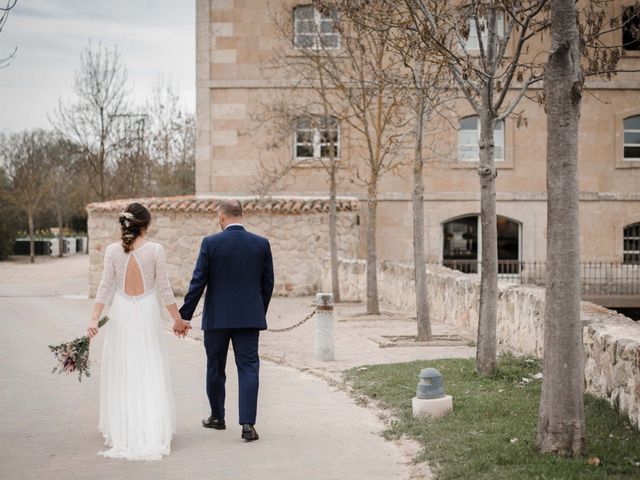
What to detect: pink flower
<box><xmin>63</xmin><ymin>356</ymin><xmax>76</xmax><ymax>373</ymax></box>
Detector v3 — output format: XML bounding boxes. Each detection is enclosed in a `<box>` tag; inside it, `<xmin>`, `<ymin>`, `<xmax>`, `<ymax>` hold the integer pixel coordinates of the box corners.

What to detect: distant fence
<box><xmin>13</xmin><ymin>237</ymin><xmax>88</xmax><ymax>256</ymax></box>
<box><xmin>440</xmin><ymin>260</ymin><xmax>640</xmax><ymax>297</ymax></box>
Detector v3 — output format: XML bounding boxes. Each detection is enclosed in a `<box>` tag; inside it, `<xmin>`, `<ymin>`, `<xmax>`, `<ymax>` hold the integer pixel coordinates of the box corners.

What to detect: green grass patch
<box><xmin>345</xmin><ymin>354</ymin><xmax>640</xmax><ymax>479</ymax></box>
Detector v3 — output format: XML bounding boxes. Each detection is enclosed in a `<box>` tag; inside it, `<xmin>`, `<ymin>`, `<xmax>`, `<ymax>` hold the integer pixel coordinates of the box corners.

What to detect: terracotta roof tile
<box><xmin>86</xmin><ymin>195</ymin><xmax>360</xmax><ymax>215</ymax></box>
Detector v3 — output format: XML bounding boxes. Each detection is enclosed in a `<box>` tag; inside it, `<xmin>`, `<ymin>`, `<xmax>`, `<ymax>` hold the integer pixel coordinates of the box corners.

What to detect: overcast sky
<box><xmin>0</xmin><ymin>0</ymin><xmax>195</xmax><ymax>133</ymax></box>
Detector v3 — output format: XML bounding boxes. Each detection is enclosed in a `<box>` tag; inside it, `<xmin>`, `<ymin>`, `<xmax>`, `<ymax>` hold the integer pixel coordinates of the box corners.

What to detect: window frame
<box><xmin>464</xmin><ymin>11</ymin><xmax>505</xmax><ymax>52</ymax></box>
<box><xmin>457</xmin><ymin>115</ymin><xmax>505</xmax><ymax>163</ymax></box>
<box><xmin>293</xmin><ymin>4</ymin><xmax>341</xmax><ymax>51</ymax></box>
<box><xmin>622</xmin><ymin>5</ymin><xmax>640</xmax><ymax>52</ymax></box>
<box><xmin>294</xmin><ymin>116</ymin><xmax>340</xmax><ymax>162</ymax></box>
<box><xmin>623</xmin><ymin>115</ymin><xmax>640</xmax><ymax>161</ymax></box>
<box><xmin>623</xmin><ymin>222</ymin><xmax>640</xmax><ymax>265</ymax></box>
<box><xmin>441</xmin><ymin>214</ymin><xmax>522</xmax><ymax>275</ymax></box>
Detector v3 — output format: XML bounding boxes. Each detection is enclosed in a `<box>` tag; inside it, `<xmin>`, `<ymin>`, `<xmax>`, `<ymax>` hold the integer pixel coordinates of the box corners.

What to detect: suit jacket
<box><xmin>179</xmin><ymin>225</ymin><xmax>274</xmax><ymax>330</ymax></box>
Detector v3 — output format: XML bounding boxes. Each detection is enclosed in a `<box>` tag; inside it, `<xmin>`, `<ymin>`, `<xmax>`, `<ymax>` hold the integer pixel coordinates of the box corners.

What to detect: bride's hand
<box><xmin>173</xmin><ymin>319</ymin><xmax>191</xmax><ymax>338</ymax></box>
<box><xmin>87</xmin><ymin>319</ymin><xmax>99</xmax><ymax>338</ymax></box>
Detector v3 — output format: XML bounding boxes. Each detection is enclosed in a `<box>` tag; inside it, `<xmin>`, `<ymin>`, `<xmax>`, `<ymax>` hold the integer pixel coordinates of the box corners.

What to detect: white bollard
<box><xmin>314</xmin><ymin>293</ymin><xmax>335</xmax><ymax>361</ymax></box>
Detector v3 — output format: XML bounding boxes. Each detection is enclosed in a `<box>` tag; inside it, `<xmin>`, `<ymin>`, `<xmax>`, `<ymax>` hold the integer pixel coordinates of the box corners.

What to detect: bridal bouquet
<box><xmin>48</xmin><ymin>316</ymin><xmax>109</xmax><ymax>382</ymax></box>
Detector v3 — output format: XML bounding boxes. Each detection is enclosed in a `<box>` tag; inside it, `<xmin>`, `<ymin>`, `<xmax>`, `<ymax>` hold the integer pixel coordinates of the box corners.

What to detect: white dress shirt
<box><xmin>225</xmin><ymin>223</ymin><xmax>244</xmax><ymax>230</ymax></box>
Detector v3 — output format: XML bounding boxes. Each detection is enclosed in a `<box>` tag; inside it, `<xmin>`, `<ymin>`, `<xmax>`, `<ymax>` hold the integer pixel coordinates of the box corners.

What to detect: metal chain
<box><xmin>189</xmin><ymin>309</ymin><xmax>317</xmax><ymax>333</ymax></box>
<box><xmin>267</xmin><ymin>309</ymin><xmax>316</xmax><ymax>333</ymax></box>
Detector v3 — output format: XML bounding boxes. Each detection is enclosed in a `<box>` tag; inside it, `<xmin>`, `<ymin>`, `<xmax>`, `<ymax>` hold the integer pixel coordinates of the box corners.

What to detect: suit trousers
<box><xmin>203</xmin><ymin>328</ymin><xmax>260</xmax><ymax>425</ymax></box>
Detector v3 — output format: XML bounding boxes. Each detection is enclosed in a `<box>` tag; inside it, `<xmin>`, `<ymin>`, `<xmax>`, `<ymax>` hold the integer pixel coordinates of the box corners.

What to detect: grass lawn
<box><xmin>345</xmin><ymin>354</ymin><xmax>640</xmax><ymax>479</ymax></box>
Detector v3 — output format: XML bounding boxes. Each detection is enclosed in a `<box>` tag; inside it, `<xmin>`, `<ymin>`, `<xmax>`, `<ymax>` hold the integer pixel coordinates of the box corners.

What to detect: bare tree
<box><xmin>0</xmin><ymin>0</ymin><xmax>18</xmax><ymax>69</ymax></box>
<box><xmin>48</xmin><ymin>137</ymin><xmax>78</xmax><ymax>257</ymax></box>
<box><xmin>307</xmin><ymin>1</ymin><xmax>411</xmax><ymax>314</ymax></box>
<box><xmin>146</xmin><ymin>78</ymin><xmax>196</xmax><ymax>196</ymax></box>
<box><xmin>368</xmin><ymin>0</ymin><xmax>549</xmax><ymax>375</ymax></box>
<box><xmin>407</xmin><ymin>60</ymin><xmax>449</xmax><ymax>341</ymax></box>
<box><xmin>110</xmin><ymin>112</ymin><xmax>152</xmax><ymax>198</ymax></box>
<box><xmin>0</xmin><ymin>130</ymin><xmax>51</xmax><ymax>263</ymax></box>
<box><xmin>323</xmin><ymin>2</ymin><xmax>458</xmax><ymax>338</ymax></box>
<box><xmin>535</xmin><ymin>0</ymin><xmax>585</xmax><ymax>458</ymax></box>
<box><xmin>52</xmin><ymin>42</ymin><xmax>130</xmax><ymax>201</ymax></box>
<box><xmin>536</xmin><ymin>0</ymin><xmax>640</xmax><ymax>458</ymax></box>
<box><xmin>251</xmin><ymin>4</ymin><xmax>355</xmax><ymax>302</ymax></box>
<box><xmin>336</xmin><ymin>1</ymin><xmax>639</xmax><ymax>393</ymax></box>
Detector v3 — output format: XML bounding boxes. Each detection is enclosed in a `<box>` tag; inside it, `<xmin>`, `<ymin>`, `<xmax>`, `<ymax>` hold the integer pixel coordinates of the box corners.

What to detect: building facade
<box><xmin>195</xmin><ymin>0</ymin><xmax>640</xmax><ymax>274</ymax></box>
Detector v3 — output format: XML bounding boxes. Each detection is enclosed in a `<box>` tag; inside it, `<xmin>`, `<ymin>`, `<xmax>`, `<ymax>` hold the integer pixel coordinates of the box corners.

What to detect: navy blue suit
<box><xmin>180</xmin><ymin>225</ymin><xmax>274</xmax><ymax>425</ymax></box>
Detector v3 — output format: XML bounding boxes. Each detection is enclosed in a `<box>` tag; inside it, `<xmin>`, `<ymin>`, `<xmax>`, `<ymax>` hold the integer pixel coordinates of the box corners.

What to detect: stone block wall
<box><xmin>323</xmin><ymin>258</ymin><xmax>640</xmax><ymax>428</ymax></box>
<box><xmin>87</xmin><ymin>195</ymin><xmax>359</xmax><ymax>298</ymax></box>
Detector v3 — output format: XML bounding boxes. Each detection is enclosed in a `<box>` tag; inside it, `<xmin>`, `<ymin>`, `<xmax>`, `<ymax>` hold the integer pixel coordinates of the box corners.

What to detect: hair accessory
<box><xmin>119</xmin><ymin>211</ymin><xmax>135</xmax><ymax>221</ymax></box>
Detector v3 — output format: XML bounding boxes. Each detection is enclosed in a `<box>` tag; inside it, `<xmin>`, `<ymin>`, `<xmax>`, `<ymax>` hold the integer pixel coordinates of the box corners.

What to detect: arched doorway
<box><xmin>442</xmin><ymin>215</ymin><xmax>521</xmax><ymax>274</ymax></box>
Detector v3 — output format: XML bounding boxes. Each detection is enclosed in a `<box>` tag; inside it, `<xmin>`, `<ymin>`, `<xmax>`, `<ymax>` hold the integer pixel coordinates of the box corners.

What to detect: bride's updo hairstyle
<box><xmin>119</xmin><ymin>203</ymin><xmax>151</xmax><ymax>253</ymax></box>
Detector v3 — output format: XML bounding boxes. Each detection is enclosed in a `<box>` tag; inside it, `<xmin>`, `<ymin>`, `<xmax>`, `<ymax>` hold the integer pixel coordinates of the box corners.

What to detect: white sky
<box><xmin>0</xmin><ymin>0</ymin><xmax>195</xmax><ymax>132</ymax></box>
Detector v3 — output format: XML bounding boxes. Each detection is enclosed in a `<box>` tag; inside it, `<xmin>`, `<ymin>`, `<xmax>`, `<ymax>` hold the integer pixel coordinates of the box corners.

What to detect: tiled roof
<box><xmin>87</xmin><ymin>195</ymin><xmax>360</xmax><ymax>215</ymax></box>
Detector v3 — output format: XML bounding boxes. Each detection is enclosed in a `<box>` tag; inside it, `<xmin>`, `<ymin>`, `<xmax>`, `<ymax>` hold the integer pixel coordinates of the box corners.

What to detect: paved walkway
<box><xmin>0</xmin><ymin>256</ymin><xmax>408</xmax><ymax>480</ymax></box>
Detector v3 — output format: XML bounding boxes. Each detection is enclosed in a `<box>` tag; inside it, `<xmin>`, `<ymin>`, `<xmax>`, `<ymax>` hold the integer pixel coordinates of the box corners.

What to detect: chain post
<box><xmin>314</xmin><ymin>292</ymin><xmax>335</xmax><ymax>361</ymax></box>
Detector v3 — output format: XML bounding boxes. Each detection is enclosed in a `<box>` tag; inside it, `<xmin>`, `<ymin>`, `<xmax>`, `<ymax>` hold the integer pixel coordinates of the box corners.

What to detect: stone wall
<box><xmin>87</xmin><ymin>195</ymin><xmax>359</xmax><ymax>298</ymax></box>
<box><xmin>323</xmin><ymin>258</ymin><xmax>640</xmax><ymax>428</ymax></box>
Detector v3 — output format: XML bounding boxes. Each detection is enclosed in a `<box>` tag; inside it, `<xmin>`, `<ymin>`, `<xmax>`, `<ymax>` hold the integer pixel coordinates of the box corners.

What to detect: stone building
<box><xmin>86</xmin><ymin>1</ymin><xmax>640</xmax><ymax>310</ymax></box>
<box><xmin>195</xmin><ymin>0</ymin><xmax>640</xmax><ymax>274</ymax></box>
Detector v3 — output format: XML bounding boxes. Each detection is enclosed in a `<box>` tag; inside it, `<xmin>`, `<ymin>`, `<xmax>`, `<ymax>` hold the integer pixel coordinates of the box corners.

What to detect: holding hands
<box><xmin>173</xmin><ymin>318</ymin><xmax>191</xmax><ymax>338</ymax></box>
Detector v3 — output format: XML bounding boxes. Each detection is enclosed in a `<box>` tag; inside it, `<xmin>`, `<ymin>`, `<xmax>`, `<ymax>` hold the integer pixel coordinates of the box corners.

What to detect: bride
<box><xmin>87</xmin><ymin>202</ymin><xmax>191</xmax><ymax>461</ymax></box>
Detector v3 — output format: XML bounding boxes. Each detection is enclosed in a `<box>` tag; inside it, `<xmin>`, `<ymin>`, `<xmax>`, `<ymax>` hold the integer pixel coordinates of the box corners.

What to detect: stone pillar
<box><xmin>314</xmin><ymin>293</ymin><xmax>335</xmax><ymax>361</ymax></box>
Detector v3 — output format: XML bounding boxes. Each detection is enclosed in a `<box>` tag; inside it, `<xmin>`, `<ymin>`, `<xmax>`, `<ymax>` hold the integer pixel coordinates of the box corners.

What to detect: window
<box><xmin>465</xmin><ymin>11</ymin><xmax>504</xmax><ymax>51</ymax></box>
<box><xmin>624</xmin><ymin>115</ymin><xmax>640</xmax><ymax>160</ymax></box>
<box><xmin>457</xmin><ymin>116</ymin><xmax>504</xmax><ymax>162</ymax></box>
<box><xmin>624</xmin><ymin>222</ymin><xmax>640</xmax><ymax>264</ymax></box>
<box><xmin>442</xmin><ymin>215</ymin><xmax>520</xmax><ymax>274</ymax></box>
<box><xmin>293</xmin><ymin>5</ymin><xmax>340</xmax><ymax>49</ymax></box>
<box><xmin>623</xmin><ymin>6</ymin><xmax>640</xmax><ymax>51</ymax></box>
<box><xmin>295</xmin><ymin>117</ymin><xmax>339</xmax><ymax>160</ymax></box>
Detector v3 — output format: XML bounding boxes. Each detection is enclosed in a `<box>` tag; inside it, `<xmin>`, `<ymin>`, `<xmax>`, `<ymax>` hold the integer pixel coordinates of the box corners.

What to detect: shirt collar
<box><xmin>225</xmin><ymin>223</ymin><xmax>244</xmax><ymax>230</ymax></box>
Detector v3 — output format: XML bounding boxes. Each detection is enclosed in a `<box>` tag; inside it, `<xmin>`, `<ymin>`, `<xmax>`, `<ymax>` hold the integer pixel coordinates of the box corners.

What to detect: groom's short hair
<box><xmin>219</xmin><ymin>198</ymin><xmax>243</xmax><ymax>217</ymax></box>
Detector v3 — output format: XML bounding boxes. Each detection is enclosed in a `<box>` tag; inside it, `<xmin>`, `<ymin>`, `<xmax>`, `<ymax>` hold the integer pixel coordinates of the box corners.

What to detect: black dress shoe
<box><xmin>241</xmin><ymin>424</ymin><xmax>259</xmax><ymax>441</ymax></box>
<box><xmin>202</xmin><ymin>415</ymin><xmax>226</xmax><ymax>430</ymax></box>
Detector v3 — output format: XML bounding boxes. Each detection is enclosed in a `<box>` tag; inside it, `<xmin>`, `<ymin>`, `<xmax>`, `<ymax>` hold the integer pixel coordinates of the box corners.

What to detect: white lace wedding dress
<box><xmin>94</xmin><ymin>241</ymin><xmax>177</xmax><ymax>461</ymax></box>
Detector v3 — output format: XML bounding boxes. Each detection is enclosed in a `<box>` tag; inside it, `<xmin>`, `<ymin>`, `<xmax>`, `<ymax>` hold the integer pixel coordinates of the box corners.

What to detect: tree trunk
<box><xmin>329</xmin><ymin>160</ymin><xmax>341</xmax><ymax>303</ymax></box>
<box><xmin>57</xmin><ymin>208</ymin><xmax>64</xmax><ymax>258</ymax></box>
<box><xmin>27</xmin><ymin>209</ymin><xmax>35</xmax><ymax>264</ymax></box>
<box><xmin>366</xmin><ymin>179</ymin><xmax>380</xmax><ymax>315</ymax></box>
<box><xmin>412</xmin><ymin>77</ymin><xmax>431</xmax><ymax>341</ymax></box>
<box><xmin>536</xmin><ymin>0</ymin><xmax>586</xmax><ymax>457</ymax></box>
<box><xmin>476</xmin><ymin>110</ymin><xmax>498</xmax><ymax>376</ymax></box>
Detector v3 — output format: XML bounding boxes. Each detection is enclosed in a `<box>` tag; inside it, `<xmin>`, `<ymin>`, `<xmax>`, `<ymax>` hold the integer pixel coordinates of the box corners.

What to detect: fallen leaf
<box><xmin>587</xmin><ymin>457</ymin><xmax>601</xmax><ymax>466</ymax></box>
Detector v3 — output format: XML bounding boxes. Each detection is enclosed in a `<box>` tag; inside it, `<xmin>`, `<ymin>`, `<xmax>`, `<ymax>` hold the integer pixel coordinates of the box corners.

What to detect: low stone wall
<box><xmin>87</xmin><ymin>195</ymin><xmax>360</xmax><ymax>297</ymax></box>
<box><xmin>323</xmin><ymin>258</ymin><xmax>640</xmax><ymax>428</ymax></box>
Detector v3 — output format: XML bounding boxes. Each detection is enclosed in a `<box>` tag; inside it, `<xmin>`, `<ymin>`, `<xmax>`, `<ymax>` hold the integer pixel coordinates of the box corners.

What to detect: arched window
<box><xmin>443</xmin><ymin>214</ymin><xmax>520</xmax><ymax>273</ymax></box>
<box><xmin>295</xmin><ymin>116</ymin><xmax>339</xmax><ymax>160</ymax></box>
<box><xmin>293</xmin><ymin>5</ymin><xmax>340</xmax><ymax>49</ymax></box>
<box><xmin>458</xmin><ymin>116</ymin><xmax>504</xmax><ymax>162</ymax></box>
<box><xmin>624</xmin><ymin>115</ymin><xmax>640</xmax><ymax>161</ymax></box>
<box><xmin>624</xmin><ymin>222</ymin><xmax>640</xmax><ymax>264</ymax></box>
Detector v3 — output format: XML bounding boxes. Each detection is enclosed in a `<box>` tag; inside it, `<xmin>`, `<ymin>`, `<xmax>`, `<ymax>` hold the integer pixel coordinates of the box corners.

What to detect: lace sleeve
<box><xmin>155</xmin><ymin>243</ymin><xmax>177</xmax><ymax>305</ymax></box>
<box><xmin>95</xmin><ymin>246</ymin><xmax>115</xmax><ymax>304</ymax></box>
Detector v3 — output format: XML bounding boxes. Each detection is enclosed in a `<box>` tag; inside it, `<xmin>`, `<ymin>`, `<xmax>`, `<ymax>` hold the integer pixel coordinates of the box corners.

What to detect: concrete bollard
<box><xmin>412</xmin><ymin>368</ymin><xmax>453</xmax><ymax>419</ymax></box>
<box><xmin>314</xmin><ymin>293</ymin><xmax>335</xmax><ymax>361</ymax></box>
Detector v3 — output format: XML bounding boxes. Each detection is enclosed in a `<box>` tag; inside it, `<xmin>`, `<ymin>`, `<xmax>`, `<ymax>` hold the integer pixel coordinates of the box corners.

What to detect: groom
<box><xmin>179</xmin><ymin>198</ymin><xmax>274</xmax><ymax>441</ymax></box>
